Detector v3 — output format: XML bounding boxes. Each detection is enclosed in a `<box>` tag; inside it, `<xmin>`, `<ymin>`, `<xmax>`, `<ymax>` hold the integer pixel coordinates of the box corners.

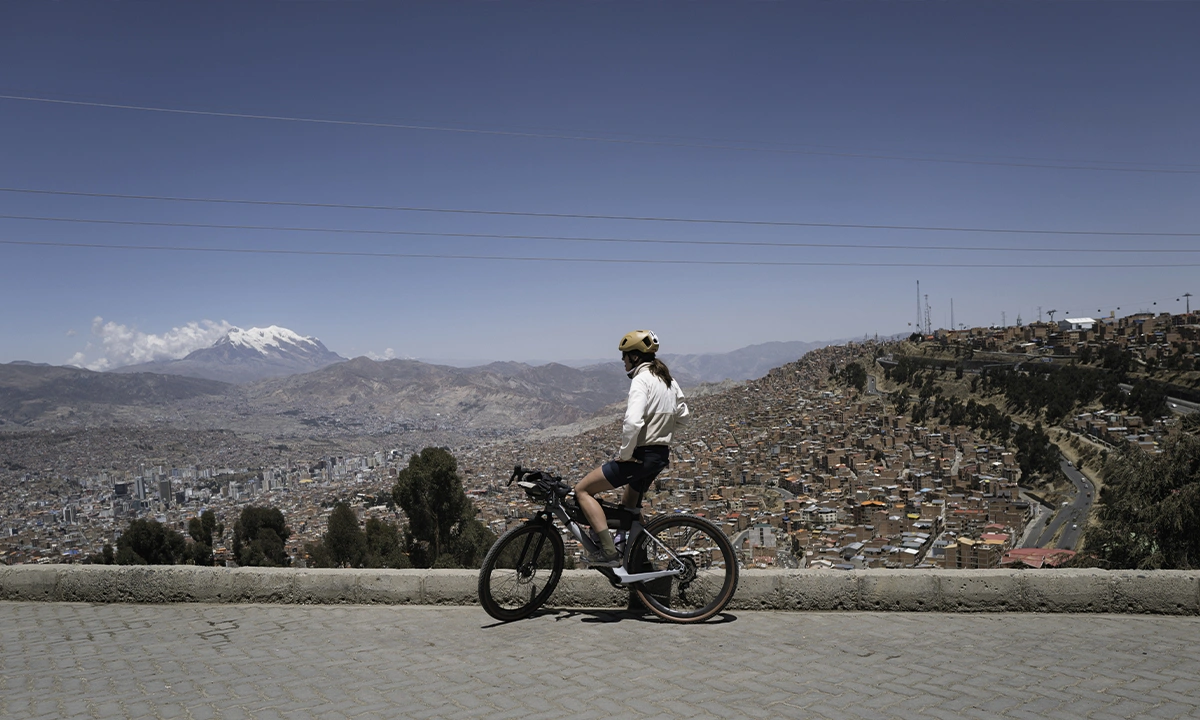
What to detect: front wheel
<box><xmin>630</xmin><ymin>514</ymin><xmax>739</xmax><ymax>623</ymax></box>
<box><xmin>478</xmin><ymin>522</ymin><xmax>565</xmax><ymax>622</ymax></box>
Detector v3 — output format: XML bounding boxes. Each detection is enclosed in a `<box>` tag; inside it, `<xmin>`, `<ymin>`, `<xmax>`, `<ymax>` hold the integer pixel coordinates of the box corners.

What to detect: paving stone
<box><xmin>2</xmin><ymin>603</ymin><xmax>1199</xmax><ymax>719</ymax></box>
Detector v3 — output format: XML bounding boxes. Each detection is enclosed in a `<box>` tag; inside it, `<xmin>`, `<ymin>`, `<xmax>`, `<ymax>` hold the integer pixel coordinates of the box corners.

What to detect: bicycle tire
<box><xmin>630</xmin><ymin>514</ymin><xmax>739</xmax><ymax>623</ymax></box>
<box><xmin>478</xmin><ymin>522</ymin><xmax>565</xmax><ymax>622</ymax></box>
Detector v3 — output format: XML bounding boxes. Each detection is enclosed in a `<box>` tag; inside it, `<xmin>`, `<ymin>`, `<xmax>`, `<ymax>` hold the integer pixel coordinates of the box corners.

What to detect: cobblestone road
<box><xmin>2</xmin><ymin>602</ymin><xmax>1198</xmax><ymax>719</ymax></box>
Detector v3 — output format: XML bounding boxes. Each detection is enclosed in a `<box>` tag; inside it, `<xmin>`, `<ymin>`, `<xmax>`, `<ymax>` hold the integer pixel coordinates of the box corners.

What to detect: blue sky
<box><xmin>2</xmin><ymin>1</ymin><xmax>1198</xmax><ymax>368</ymax></box>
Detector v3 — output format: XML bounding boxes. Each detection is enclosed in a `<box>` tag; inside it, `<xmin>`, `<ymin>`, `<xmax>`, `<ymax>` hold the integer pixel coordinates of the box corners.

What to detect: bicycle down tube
<box><xmin>545</xmin><ymin>490</ymin><xmax>684</xmax><ymax>585</ymax></box>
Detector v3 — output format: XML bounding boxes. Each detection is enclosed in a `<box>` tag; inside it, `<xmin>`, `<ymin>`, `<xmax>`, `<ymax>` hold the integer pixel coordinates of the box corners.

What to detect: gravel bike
<box><xmin>477</xmin><ymin>466</ymin><xmax>739</xmax><ymax>623</ymax></box>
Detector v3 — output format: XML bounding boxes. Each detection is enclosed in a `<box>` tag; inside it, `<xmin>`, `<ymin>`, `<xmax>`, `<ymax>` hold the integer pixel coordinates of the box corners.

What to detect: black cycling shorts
<box><xmin>601</xmin><ymin>445</ymin><xmax>670</xmax><ymax>493</ymax></box>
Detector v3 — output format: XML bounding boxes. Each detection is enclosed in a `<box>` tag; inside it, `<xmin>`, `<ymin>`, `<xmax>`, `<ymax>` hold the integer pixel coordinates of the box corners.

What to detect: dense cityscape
<box><xmin>3</xmin><ymin>309</ymin><xmax>1197</xmax><ymax>571</ymax></box>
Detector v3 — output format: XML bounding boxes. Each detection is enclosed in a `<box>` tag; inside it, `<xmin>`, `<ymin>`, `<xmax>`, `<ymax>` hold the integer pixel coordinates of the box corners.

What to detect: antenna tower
<box><xmin>924</xmin><ymin>295</ymin><xmax>932</xmax><ymax>336</ymax></box>
<box><xmin>916</xmin><ymin>281</ymin><xmax>922</xmax><ymax>332</ymax></box>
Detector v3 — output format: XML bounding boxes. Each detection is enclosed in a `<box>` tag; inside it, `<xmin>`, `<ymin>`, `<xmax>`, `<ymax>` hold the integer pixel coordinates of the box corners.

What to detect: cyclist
<box><xmin>574</xmin><ymin>329</ymin><xmax>690</xmax><ymax>566</ymax></box>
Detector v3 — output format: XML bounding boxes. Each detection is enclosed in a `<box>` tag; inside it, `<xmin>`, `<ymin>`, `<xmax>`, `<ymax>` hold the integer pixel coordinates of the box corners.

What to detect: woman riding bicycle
<box><xmin>575</xmin><ymin>329</ymin><xmax>690</xmax><ymax>566</ymax></box>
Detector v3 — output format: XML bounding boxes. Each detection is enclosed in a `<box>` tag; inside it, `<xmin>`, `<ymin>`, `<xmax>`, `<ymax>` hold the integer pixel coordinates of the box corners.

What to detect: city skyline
<box><xmin>2</xmin><ymin>2</ymin><xmax>1198</xmax><ymax>367</ymax></box>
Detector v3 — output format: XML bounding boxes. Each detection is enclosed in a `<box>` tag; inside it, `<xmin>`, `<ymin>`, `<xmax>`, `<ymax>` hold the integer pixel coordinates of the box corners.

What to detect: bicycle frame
<box><xmin>519</xmin><ymin>479</ymin><xmax>684</xmax><ymax>585</ymax></box>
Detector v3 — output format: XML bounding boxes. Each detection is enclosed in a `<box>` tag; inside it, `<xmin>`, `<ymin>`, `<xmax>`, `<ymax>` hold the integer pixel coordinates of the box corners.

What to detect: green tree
<box><xmin>201</xmin><ymin>510</ymin><xmax>217</xmax><ymax>540</ymax></box>
<box><xmin>304</xmin><ymin>505</ymin><xmax>412</xmax><ymax>568</ymax></box>
<box><xmin>325</xmin><ymin>502</ymin><xmax>367</xmax><ymax>567</ymax></box>
<box><xmin>364</xmin><ymin>517</ymin><xmax>411</xmax><ymax>568</ymax></box>
<box><xmin>87</xmin><ymin>543</ymin><xmax>115</xmax><ymax>565</ymax></box>
<box><xmin>1126</xmin><ymin>380</ymin><xmax>1169</xmax><ymax>423</ymax></box>
<box><xmin>185</xmin><ymin>509</ymin><xmax>218</xmax><ymax>565</ymax></box>
<box><xmin>189</xmin><ymin>541</ymin><xmax>214</xmax><ymax>567</ymax></box>
<box><xmin>302</xmin><ymin>541</ymin><xmax>333</xmax><ymax>568</ymax></box>
<box><xmin>1079</xmin><ymin>434</ymin><xmax>1200</xmax><ymax>569</ymax></box>
<box><xmin>1100</xmin><ymin>345</ymin><xmax>1133</xmax><ymax>377</ymax></box>
<box><xmin>839</xmin><ymin>362</ymin><xmax>866</xmax><ymax>392</ymax></box>
<box><xmin>232</xmin><ymin>506</ymin><xmax>291</xmax><ymax>567</ymax></box>
<box><xmin>392</xmin><ymin>447</ymin><xmax>494</xmax><ymax>568</ymax></box>
<box><xmin>116</xmin><ymin>518</ymin><xmax>187</xmax><ymax>565</ymax></box>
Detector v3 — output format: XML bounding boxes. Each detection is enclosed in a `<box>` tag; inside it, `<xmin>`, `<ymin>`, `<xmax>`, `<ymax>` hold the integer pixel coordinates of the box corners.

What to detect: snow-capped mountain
<box><xmin>208</xmin><ymin>326</ymin><xmax>336</xmax><ymax>361</ymax></box>
<box><xmin>110</xmin><ymin>326</ymin><xmax>346</xmax><ymax>383</ymax></box>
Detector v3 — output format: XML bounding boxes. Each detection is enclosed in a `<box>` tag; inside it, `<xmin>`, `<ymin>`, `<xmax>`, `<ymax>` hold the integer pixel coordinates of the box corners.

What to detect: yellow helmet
<box><xmin>619</xmin><ymin>329</ymin><xmax>659</xmax><ymax>354</ymax></box>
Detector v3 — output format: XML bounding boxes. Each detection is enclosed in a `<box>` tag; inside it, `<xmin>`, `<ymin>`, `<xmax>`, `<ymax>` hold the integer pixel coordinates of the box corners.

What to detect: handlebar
<box><xmin>508</xmin><ymin>465</ymin><xmax>570</xmax><ymax>499</ymax></box>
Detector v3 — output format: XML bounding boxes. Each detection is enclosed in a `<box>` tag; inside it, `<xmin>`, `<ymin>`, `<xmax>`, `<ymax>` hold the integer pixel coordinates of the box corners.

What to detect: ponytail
<box><xmin>629</xmin><ymin>351</ymin><xmax>673</xmax><ymax>386</ymax></box>
<box><xmin>648</xmin><ymin>358</ymin><xmax>674</xmax><ymax>386</ymax></box>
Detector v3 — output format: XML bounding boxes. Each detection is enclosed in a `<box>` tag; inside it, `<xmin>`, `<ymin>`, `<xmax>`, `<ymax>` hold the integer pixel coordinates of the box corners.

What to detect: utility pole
<box><xmin>951</xmin><ymin>298</ymin><xmax>954</xmax><ymax>333</ymax></box>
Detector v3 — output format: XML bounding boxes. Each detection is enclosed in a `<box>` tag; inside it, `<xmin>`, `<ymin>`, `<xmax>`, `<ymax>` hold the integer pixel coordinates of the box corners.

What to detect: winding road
<box><xmin>1024</xmin><ymin>457</ymin><xmax>1094</xmax><ymax>549</ymax></box>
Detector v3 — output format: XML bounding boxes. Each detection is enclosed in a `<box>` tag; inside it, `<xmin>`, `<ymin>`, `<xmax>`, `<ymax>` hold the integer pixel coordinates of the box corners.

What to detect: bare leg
<box><xmin>575</xmin><ymin>466</ymin><xmax>613</xmax><ymax>536</ymax></box>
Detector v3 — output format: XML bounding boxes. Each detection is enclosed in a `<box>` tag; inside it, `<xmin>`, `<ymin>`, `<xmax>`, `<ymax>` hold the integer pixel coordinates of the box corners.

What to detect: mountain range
<box><xmin>111</xmin><ymin>326</ymin><xmax>345</xmax><ymax>383</ymax></box>
<box><xmin>0</xmin><ymin>327</ymin><xmax>834</xmax><ymax>435</ymax></box>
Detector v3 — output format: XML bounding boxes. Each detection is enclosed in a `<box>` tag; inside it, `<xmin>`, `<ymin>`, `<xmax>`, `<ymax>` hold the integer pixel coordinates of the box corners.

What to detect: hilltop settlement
<box><xmin>3</xmin><ymin>309</ymin><xmax>1197</xmax><ymax>570</ymax></box>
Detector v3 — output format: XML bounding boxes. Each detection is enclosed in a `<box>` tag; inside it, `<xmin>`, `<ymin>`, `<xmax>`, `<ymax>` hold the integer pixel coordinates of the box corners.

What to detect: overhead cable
<box><xmin>4</xmin><ymin>239</ymin><xmax>1198</xmax><ymax>268</ymax></box>
<box><xmin>1</xmin><ymin>94</ymin><xmax>1196</xmax><ymax>174</ymax></box>
<box><xmin>1</xmin><ymin>213</ymin><xmax>1198</xmax><ymax>252</ymax></box>
<box><xmin>1</xmin><ymin>188</ymin><xmax>1196</xmax><ymax>237</ymax></box>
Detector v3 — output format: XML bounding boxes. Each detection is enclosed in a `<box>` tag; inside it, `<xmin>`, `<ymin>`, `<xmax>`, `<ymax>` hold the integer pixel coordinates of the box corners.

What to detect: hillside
<box><xmin>0</xmin><ymin>364</ymin><xmax>231</xmax><ymax>428</ymax></box>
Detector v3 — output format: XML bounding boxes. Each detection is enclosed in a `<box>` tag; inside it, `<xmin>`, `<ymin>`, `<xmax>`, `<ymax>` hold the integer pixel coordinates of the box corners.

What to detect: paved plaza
<box><xmin>2</xmin><ymin>601</ymin><xmax>1198</xmax><ymax>719</ymax></box>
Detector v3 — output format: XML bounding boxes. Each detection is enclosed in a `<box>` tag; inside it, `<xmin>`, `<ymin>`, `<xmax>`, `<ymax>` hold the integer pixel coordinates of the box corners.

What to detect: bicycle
<box><xmin>477</xmin><ymin>465</ymin><xmax>739</xmax><ymax>623</ymax></box>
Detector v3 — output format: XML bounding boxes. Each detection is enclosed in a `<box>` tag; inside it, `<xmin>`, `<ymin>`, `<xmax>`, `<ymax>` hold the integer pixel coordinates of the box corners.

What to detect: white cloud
<box><xmin>68</xmin><ymin>317</ymin><xmax>236</xmax><ymax>371</ymax></box>
<box><xmin>65</xmin><ymin>329</ymin><xmax>77</xmax><ymax>337</ymax></box>
<box><xmin>366</xmin><ymin>348</ymin><xmax>397</xmax><ymax>361</ymax></box>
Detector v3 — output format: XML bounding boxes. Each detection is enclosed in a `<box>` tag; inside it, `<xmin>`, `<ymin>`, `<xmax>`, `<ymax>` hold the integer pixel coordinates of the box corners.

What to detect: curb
<box><xmin>2</xmin><ymin>566</ymin><xmax>1198</xmax><ymax>614</ymax></box>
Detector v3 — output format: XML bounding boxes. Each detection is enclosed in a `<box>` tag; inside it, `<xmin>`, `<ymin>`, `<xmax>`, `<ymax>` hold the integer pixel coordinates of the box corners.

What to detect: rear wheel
<box><xmin>631</xmin><ymin>514</ymin><xmax>739</xmax><ymax>623</ymax></box>
<box><xmin>478</xmin><ymin>522</ymin><xmax>564</xmax><ymax>622</ymax></box>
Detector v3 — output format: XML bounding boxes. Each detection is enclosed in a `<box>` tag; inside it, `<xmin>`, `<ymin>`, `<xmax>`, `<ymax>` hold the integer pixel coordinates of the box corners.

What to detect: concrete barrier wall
<box><xmin>2</xmin><ymin>565</ymin><xmax>1198</xmax><ymax>614</ymax></box>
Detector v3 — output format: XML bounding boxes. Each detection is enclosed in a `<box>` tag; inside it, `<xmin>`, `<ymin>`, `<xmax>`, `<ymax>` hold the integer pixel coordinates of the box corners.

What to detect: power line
<box><xmin>1</xmin><ymin>187</ymin><xmax>1196</xmax><ymax>237</ymax></box>
<box><xmin>2</xmin><ymin>213</ymin><xmax>1199</xmax><ymax>253</ymax></box>
<box><xmin>4</xmin><ymin>238</ymin><xmax>1198</xmax><ymax>268</ymax></box>
<box><xmin>2</xmin><ymin>94</ymin><xmax>1196</xmax><ymax>175</ymax></box>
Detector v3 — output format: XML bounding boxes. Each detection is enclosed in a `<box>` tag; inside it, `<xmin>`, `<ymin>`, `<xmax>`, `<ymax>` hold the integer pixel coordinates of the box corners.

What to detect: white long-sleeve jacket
<box><xmin>618</xmin><ymin>363</ymin><xmax>691</xmax><ymax>461</ymax></box>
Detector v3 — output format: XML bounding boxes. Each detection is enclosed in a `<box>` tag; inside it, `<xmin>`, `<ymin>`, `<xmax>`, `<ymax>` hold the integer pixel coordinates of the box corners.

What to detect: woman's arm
<box><xmin>673</xmin><ymin>380</ymin><xmax>691</xmax><ymax>426</ymax></box>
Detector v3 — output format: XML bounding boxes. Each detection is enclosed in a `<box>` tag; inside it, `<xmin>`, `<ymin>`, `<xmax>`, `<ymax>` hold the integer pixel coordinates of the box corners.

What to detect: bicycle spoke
<box><xmin>632</xmin><ymin>515</ymin><xmax>738</xmax><ymax>622</ymax></box>
<box><xmin>478</xmin><ymin>522</ymin><xmax>565</xmax><ymax>622</ymax></box>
